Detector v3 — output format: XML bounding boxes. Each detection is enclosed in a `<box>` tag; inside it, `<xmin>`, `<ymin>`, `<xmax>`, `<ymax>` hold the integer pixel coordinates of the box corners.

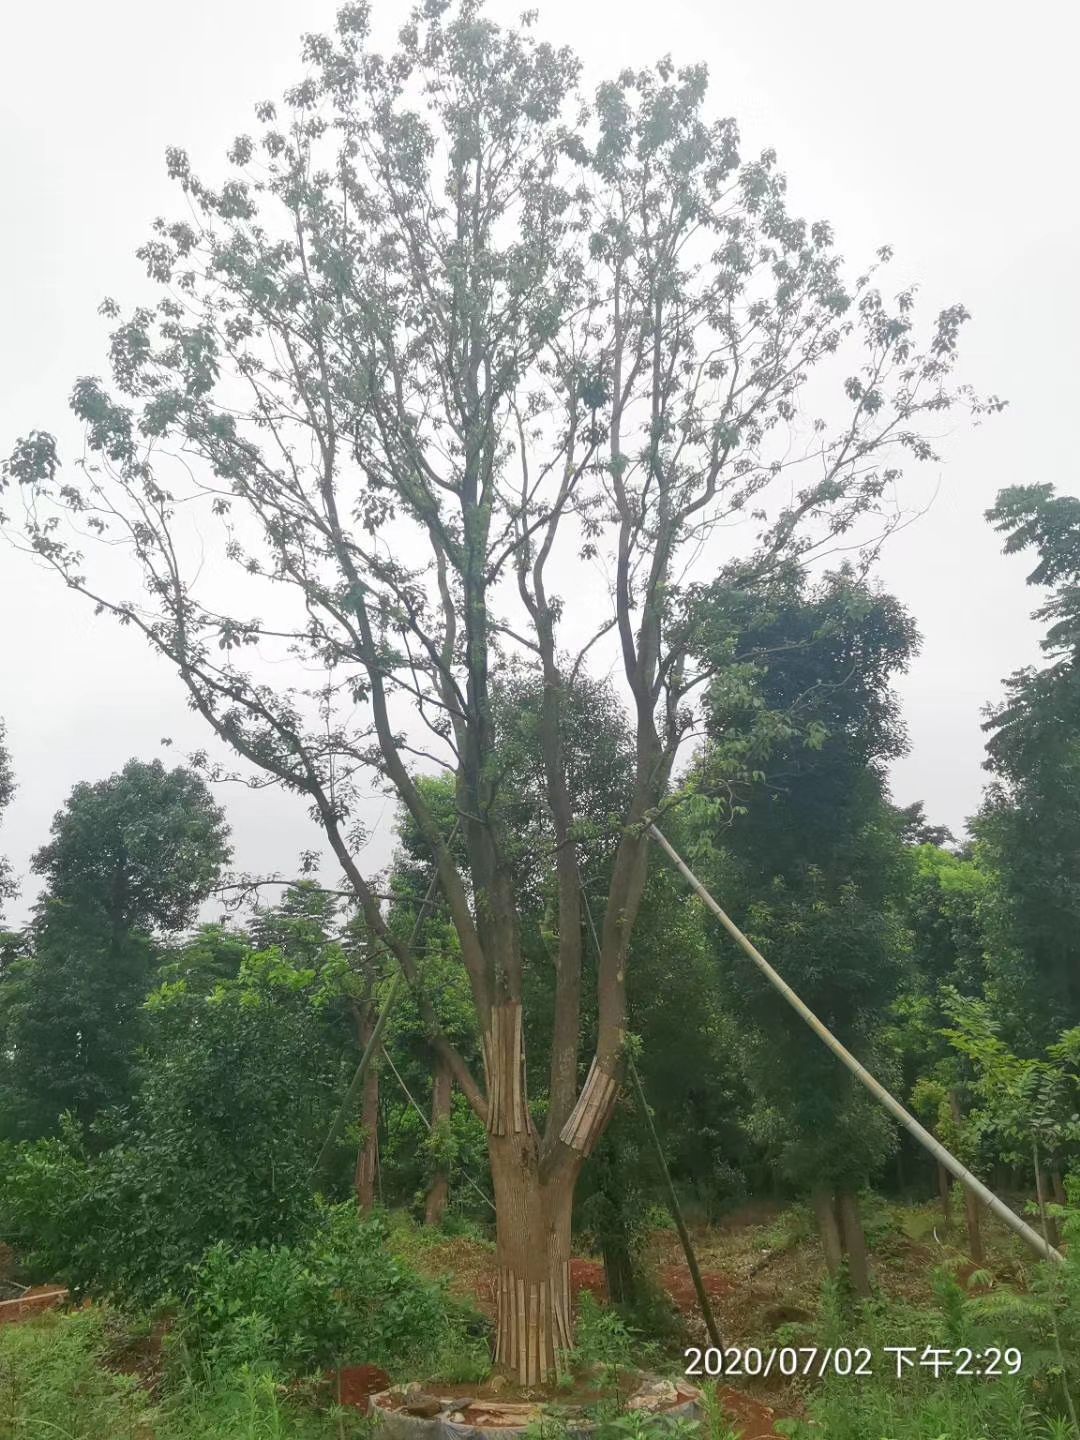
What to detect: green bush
<box><xmin>182</xmin><ymin>1205</ymin><xmax>477</xmax><ymax>1380</ymax></box>
<box><xmin>0</xmin><ymin>960</ymin><xmax>351</xmax><ymax>1306</ymax></box>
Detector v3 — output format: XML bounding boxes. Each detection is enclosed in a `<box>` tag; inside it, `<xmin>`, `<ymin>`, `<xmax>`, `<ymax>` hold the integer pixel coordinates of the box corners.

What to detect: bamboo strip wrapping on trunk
<box><xmin>495</xmin><ymin>1268</ymin><xmax>507</xmax><ymax>1363</ymax></box>
<box><xmin>512</xmin><ymin>1012</ymin><xmax>523</xmax><ymax>1134</ymax></box>
<box><xmin>486</xmin><ymin>1003</ymin><xmax>531</xmax><ymax>1136</ymax></box>
<box><xmin>483</xmin><ymin>1036</ymin><xmax>498</xmax><ymax>1134</ymax></box>
<box><xmin>527</xmin><ymin>1281</ymin><xmax>539</xmax><ymax>1386</ymax></box>
<box><xmin>516</xmin><ymin>1275</ymin><xmax>528</xmax><ymax>1385</ymax></box>
<box><xmin>512</xmin><ymin>1267</ymin><xmax>521</xmax><ymax>1376</ymax></box>
<box><xmin>538</xmin><ymin>1280</ymin><xmax>549</xmax><ymax>1382</ymax></box>
<box><xmin>559</xmin><ymin>1055</ymin><xmax>618</xmax><ymax>1154</ymax></box>
<box><xmin>551</xmin><ymin>1259</ymin><xmax>571</xmax><ymax>1356</ymax></box>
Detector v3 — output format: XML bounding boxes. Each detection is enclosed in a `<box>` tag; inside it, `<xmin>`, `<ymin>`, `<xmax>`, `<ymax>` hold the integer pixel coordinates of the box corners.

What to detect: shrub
<box><xmin>0</xmin><ymin>960</ymin><xmax>351</xmax><ymax>1306</ymax></box>
<box><xmin>182</xmin><ymin>1205</ymin><xmax>477</xmax><ymax>1380</ymax></box>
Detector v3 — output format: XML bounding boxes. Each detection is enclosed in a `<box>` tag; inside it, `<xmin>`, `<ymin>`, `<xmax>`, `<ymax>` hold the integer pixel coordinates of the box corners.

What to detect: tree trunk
<box><xmin>937</xmin><ymin>1162</ymin><xmax>952</xmax><ymax>1225</ymax></box>
<box><xmin>813</xmin><ymin>1187</ymin><xmax>844</xmax><ymax>1278</ymax></box>
<box><xmin>1051</xmin><ymin>1169</ymin><xmax>1067</xmax><ymax>1208</ymax></box>
<box><xmin>353</xmin><ymin>1004</ymin><xmax>380</xmax><ymax>1213</ymax></box>
<box><xmin>947</xmin><ymin>1091</ymin><xmax>982</xmax><ymax>1262</ymax></box>
<box><xmin>1034</xmin><ymin>1160</ymin><xmax>1060</xmax><ymax>1251</ymax></box>
<box><xmin>489</xmin><ymin>1139</ymin><xmax>576</xmax><ymax>1385</ymax></box>
<box><xmin>600</xmin><ymin>1226</ymin><xmax>638</xmax><ymax>1309</ymax></box>
<box><xmin>960</xmin><ymin>1185</ymin><xmax>984</xmax><ymax>1263</ymax></box>
<box><xmin>425</xmin><ymin>1052</ymin><xmax>453</xmax><ymax>1228</ymax></box>
<box><xmin>483</xmin><ymin>1002</ymin><xmax>605</xmax><ymax>1384</ymax></box>
<box><xmin>837</xmin><ymin>1190</ymin><xmax>872</xmax><ymax>1300</ymax></box>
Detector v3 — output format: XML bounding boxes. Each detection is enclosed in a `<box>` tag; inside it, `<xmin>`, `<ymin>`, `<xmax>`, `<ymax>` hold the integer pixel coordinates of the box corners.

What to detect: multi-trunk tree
<box><xmin>2</xmin><ymin>2</ymin><xmax>991</xmax><ymax>1378</ymax></box>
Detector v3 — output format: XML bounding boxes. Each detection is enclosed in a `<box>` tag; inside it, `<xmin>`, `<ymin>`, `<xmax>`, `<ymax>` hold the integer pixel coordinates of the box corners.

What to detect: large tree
<box><xmin>976</xmin><ymin>484</ymin><xmax>1080</xmax><ymax>1046</ymax></box>
<box><xmin>688</xmin><ymin>567</ymin><xmax>918</xmax><ymax>1293</ymax></box>
<box><xmin>2</xmin><ymin>3</ymin><xmax>991</xmax><ymax>1378</ymax></box>
<box><xmin>2</xmin><ymin>759</ymin><xmax>230</xmax><ymax>1133</ymax></box>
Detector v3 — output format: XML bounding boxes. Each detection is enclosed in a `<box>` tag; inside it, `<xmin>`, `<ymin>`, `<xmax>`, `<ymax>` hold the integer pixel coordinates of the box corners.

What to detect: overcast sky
<box><xmin>2</xmin><ymin>0</ymin><xmax>1076</xmax><ymax>924</ymax></box>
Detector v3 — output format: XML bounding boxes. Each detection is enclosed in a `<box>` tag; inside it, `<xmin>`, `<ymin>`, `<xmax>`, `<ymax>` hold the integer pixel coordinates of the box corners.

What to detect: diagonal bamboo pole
<box><xmin>626</xmin><ymin>1052</ymin><xmax>725</xmax><ymax>1348</ymax></box>
<box><xmin>648</xmin><ymin>823</ymin><xmax>1064</xmax><ymax>1266</ymax></box>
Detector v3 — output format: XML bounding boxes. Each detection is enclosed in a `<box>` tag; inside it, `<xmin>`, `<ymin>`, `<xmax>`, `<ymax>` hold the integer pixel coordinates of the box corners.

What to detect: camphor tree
<box><xmin>2</xmin><ymin>2</ymin><xmax>994</xmax><ymax>1379</ymax></box>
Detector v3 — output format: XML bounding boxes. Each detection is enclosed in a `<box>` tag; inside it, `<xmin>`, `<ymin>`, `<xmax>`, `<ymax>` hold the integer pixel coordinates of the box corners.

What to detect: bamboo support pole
<box><xmin>627</xmin><ymin>1052</ymin><xmax>725</xmax><ymax>1348</ymax></box>
<box><xmin>648</xmin><ymin>823</ymin><xmax>1064</xmax><ymax>1266</ymax></box>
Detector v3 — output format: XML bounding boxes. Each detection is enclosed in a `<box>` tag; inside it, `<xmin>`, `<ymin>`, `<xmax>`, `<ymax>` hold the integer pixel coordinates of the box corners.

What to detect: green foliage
<box><xmin>0</xmin><ymin>949</ymin><xmax>351</xmax><ymax>1304</ymax></box>
<box><xmin>570</xmin><ymin>1292</ymin><xmax>637</xmax><ymax>1372</ymax></box>
<box><xmin>688</xmin><ymin>566</ymin><xmax>917</xmax><ymax>1192</ymax></box>
<box><xmin>779</xmin><ymin>1375</ymin><xmax>1047</xmax><ymax>1439</ymax></box>
<box><xmin>978</xmin><ymin>485</ymin><xmax>1080</xmax><ymax>1047</ymax></box>
<box><xmin>1</xmin><ymin>903</ymin><xmax>156</xmax><ymax>1135</ymax></box>
<box><xmin>181</xmin><ymin>1206</ymin><xmax>465</xmax><ymax>1380</ymax></box>
<box><xmin>0</xmin><ymin>759</ymin><xmax>231</xmax><ymax>1137</ymax></box>
<box><xmin>942</xmin><ymin>992</ymin><xmax>1080</xmax><ymax>1171</ymax></box>
<box><xmin>0</xmin><ymin>1306</ymin><xmax>371</xmax><ymax>1439</ymax></box>
<box><xmin>32</xmin><ymin>759</ymin><xmax>230</xmax><ymax>933</ymax></box>
<box><xmin>903</xmin><ymin>843</ymin><xmax>990</xmax><ymax>997</ymax></box>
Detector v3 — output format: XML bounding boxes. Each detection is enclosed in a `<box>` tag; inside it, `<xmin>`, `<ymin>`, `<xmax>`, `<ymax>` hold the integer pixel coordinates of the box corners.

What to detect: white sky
<box><xmin>2</xmin><ymin>0</ymin><xmax>1076</xmax><ymax>922</ymax></box>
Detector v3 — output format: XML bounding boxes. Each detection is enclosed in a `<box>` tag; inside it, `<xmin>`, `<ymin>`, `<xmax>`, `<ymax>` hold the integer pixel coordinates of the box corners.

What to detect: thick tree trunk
<box><xmin>483</xmin><ymin>1002</ymin><xmax>607</xmax><ymax>1384</ymax></box>
<box><xmin>1051</xmin><ymin>1169</ymin><xmax>1067</xmax><ymax>1208</ymax></box>
<box><xmin>489</xmin><ymin>1140</ymin><xmax>576</xmax><ymax>1385</ymax></box>
<box><xmin>425</xmin><ymin>1053</ymin><xmax>453</xmax><ymax>1228</ymax></box>
<box><xmin>813</xmin><ymin>1188</ymin><xmax>844</xmax><ymax>1278</ymax></box>
<box><xmin>353</xmin><ymin>1005</ymin><xmax>380</xmax><ymax>1213</ymax></box>
<box><xmin>837</xmin><ymin>1190</ymin><xmax>872</xmax><ymax>1300</ymax></box>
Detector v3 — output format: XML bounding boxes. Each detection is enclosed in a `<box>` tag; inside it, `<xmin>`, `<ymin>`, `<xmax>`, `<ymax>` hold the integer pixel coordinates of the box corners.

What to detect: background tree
<box><xmin>0</xmin><ymin>720</ymin><xmax>14</xmax><ymax>919</ymax></box>
<box><xmin>1</xmin><ymin>760</ymin><xmax>229</xmax><ymax>1135</ymax></box>
<box><xmin>686</xmin><ymin>567</ymin><xmax>918</xmax><ymax>1295</ymax></box>
<box><xmin>3</xmin><ymin>2</ymin><xmax>990</xmax><ymax>1378</ymax></box>
<box><xmin>976</xmin><ymin>485</ymin><xmax>1080</xmax><ymax>1048</ymax></box>
<box><xmin>887</xmin><ymin>834</ymin><xmax>990</xmax><ymax>1212</ymax></box>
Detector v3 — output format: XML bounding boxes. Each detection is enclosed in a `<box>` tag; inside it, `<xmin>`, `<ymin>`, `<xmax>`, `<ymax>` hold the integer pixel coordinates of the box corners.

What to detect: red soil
<box><xmin>336</xmin><ymin>1364</ymin><xmax>393</xmax><ymax>1412</ymax></box>
<box><xmin>567</xmin><ymin>1257</ymin><xmax>737</xmax><ymax>1312</ymax></box>
<box><xmin>568</xmin><ymin>1258</ymin><xmax>607</xmax><ymax>1302</ymax></box>
<box><xmin>0</xmin><ymin>1286</ymin><xmax>68</xmax><ymax>1326</ymax></box>
<box><xmin>716</xmin><ymin>1386</ymin><xmax>789</xmax><ymax>1439</ymax></box>
<box><xmin>658</xmin><ymin>1263</ymin><xmax>737</xmax><ymax>1308</ymax></box>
